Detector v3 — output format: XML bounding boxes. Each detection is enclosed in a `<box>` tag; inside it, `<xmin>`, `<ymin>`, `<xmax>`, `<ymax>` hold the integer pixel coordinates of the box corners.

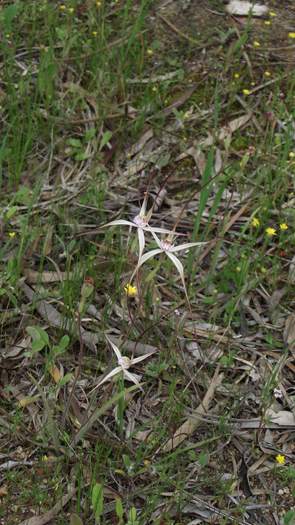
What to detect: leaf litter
<box><xmin>1</xmin><ymin>1</ymin><xmax>295</xmax><ymax>524</ymax></box>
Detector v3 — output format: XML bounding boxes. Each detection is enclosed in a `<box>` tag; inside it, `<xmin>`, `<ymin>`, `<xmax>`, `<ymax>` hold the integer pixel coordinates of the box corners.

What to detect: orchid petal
<box><xmin>139</xmin><ymin>193</ymin><xmax>148</xmax><ymax>218</ymax></box>
<box><xmin>103</xmin><ymin>219</ymin><xmax>135</xmax><ymax>228</ymax></box>
<box><xmin>124</xmin><ymin>369</ymin><xmax>142</xmax><ymax>385</ymax></box>
<box><xmin>167</xmin><ymin>252</ymin><xmax>190</xmax><ymax>302</ymax></box>
<box><xmin>96</xmin><ymin>366</ymin><xmax>121</xmax><ymax>387</ymax></box>
<box><xmin>149</xmin><ymin>230</ymin><xmax>164</xmax><ymax>249</ymax></box>
<box><xmin>144</xmin><ymin>226</ymin><xmax>174</xmax><ymax>234</ymax></box>
<box><xmin>105</xmin><ymin>335</ymin><xmax>122</xmax><ymax>362</ymax></box>
<box><xmin>167</xmin><ymin>251</ymin><xmax>185</xmax><ymax>287</ymax></box>
<box><xmin>130</xmin><ymin>248</ymin><xmax>162</xmax><ymax>281</ymax></box>
<box><xmin>169</xmin><ymin>241</ymin><xmax>206</xmax><ymax>253</ymax></box>
<box><xmin>137</xmin><ymin>249</ymin><xmax>163</xmax><ymax>267</ymax></box>
<box><xmin>137</xmin><ymin>227</ymin><xmax>145</xmax><ymax>261</ymax></box>
<box><xmin>132</xmin><ymin>351</ymin><xmax>155</xmax><ymax>365</ymax></box>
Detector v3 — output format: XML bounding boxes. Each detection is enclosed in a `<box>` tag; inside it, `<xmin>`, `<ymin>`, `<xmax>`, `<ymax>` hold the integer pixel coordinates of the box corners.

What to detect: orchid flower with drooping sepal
<box><xmin>132</xmin><ymin>231</ymin><xmax>207</xmax><ymax>302</ymax></box>
<box><xmin>90</xmin><ymin>335</ymin><xmax>155</xmax><ymax>392</ymax></box>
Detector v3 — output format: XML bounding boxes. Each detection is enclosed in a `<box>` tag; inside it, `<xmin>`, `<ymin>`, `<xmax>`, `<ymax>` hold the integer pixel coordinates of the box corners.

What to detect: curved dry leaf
<box><xmin>265</xmin><ymin>408</ymin><xmax>295</xmax><ymax>426</ymax></box>
<box><xmin>284</xmin><ymin>314</ymin><xmax>295</xmax><ymax>353</ymax></box>
<box><xmin>225</xmin><ymin>1</ymin><xmax>268</xmax><ymax>17</ymax></box>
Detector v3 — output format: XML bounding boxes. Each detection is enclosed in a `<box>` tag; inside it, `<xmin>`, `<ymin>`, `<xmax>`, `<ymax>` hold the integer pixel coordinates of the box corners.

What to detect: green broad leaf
<box><xmin>75</xmin><ymin>151</ymin><xmax>90</xmax><ymax>161</ymax></box>
<box><xmin>99</xmin><ymin>130</ymin><xmax>112</xmax><ymax>151</ymax></box>
<box><xmin>58</xmin><ymin>373</ymin><xmax>73</xmax><ymax>387</ymax></box>
<box><xmin>115</xmin><ymin>498</ymin><xmax>124</xmax><ymax>520</ymax></box>
<box><xmin>91</xmin><ymin>483</ymin><xmax>103</xmax><ymax>522</ymax></box>
<box><xmin>1</xmin><ymin>3</ymin><xmax>21</xmax><ymax>30</ymax></box>
<box><xmin>52</xmin><ymin>335</ymin><xmax>70</xmax><ymax>356</ymax></box>
<box><xmin>67</xmin><ymin>138</ymin><xmax>82</xmax><ymax>149</ymax></box>
<box><xmin>26</xmin><ymin>326</ymin><xmax>49</xmax><ymax>353</ymax></box>
<box><xmin>284</xmin><ymin>511</ymin><xmax>295</xmax><ymax>525</ymax></box>
<box><xmin>84</xmin><ymin>127</ymin><xmax>96</xmax><ymax>141</ymax></box>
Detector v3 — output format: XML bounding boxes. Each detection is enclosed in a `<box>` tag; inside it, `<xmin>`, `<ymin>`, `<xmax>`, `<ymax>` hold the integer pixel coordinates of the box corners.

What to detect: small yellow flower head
<box><xmin>264</xmin><ymin>20</ymin><xmax>271</xmax><ymax>26</ymax></box>
<box><xmin>68</xmin><ymin>7</ymin><xmax>74</xmax><ymax>13</ymax></box>
<box><xmin>280</xmin><ymin>223</ymin><xmax>288</xmax><ymax>231</ymax></box>
<box><xmin>253</xmin><ymin>41</ymin><xmax>261</xmax><ymax>47</ymax></box>
<box><xmin>265</xmin><ymin>227</ymin><xmax>276</xmax><ymax>237</ymax></box>
<box><xmin>92</xmin><ymin>31</ymin><xmax>98</xmax><ymax>36</ymax></box>
<box><xmin>96</xmin><ymin>1</ymin><xmax>102</xmax><ymax>6</ymax></box>
<box><xmin>8</xmin><ymin>231</ymin><xmax>16</xmax><ymax>238</ymax></box>
<box><xmin>234</xmin><ymin>73</ymin><xmax>240</xmax><ymax>79</ymax></box>
<box><xmin>152</xmin><ymin>86</ymin><xmax>157</xmax><ymax>92</ymax></box>
<box><xmin>251</xmin><ymin>217</ymin><xmax>260</xmax><ymax>228</ymax></box>
<box><xmin>236</xmin><ymin>266</ymin><xmax>241</xmax><ymax>273</ymax></box>
<box><xmin>269</xmin><ymin>11</ymin><xmax>276</xmax><ymax>17</ymax></box>
<box><xmin>59</xmin><ymin>4</ymin><xmax>66</xmax><ymax>10</ymax></box>
<box><xmin>289</xmin><ymin>151</ymin><xmax>295</xmax><ymax>159</ymax></box>
<box><xmin>264</xmin><ymin>71</ymin><xmax>271</xmax><ymax>77</ymax></box>
<box><xmin>288</xmin><ymin>32</ymin><xmax>295</xmax><ymax>39</ymax></box>
<box><xmin>243</xmin><ymin>89</ymin><xmax>251</xmax><ymax>96</ymax></box>
<box><xmin>147</xmin><ymin>48</ymin><xmax>154</xmax><ymax>56</ymax></box>
<box><xmin>276</xmin><ymin>454</ymin><xmax>285</xmax><ymax>465</ymax></box>
<box><xmin>124</xmin><ymin>283</ymin><xmax>137</xmax><ymax>297</ymax></box>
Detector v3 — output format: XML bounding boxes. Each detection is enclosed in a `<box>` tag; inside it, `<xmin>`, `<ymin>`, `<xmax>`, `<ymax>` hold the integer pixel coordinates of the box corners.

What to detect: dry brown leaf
<box><xmin>284</xmin><ymin>314</ymin><xmax>295</xmax><ymax>353</ymax></box>
<box><xmin>160</xmin><ymin>367</ymin><xmax>223</xmax><ymax>452</ymax></box>
<box><xmin>24</xmin><ymin>269</ymin><xmax>71</xmax><ymax>283</ymax></box>
<box><xmin>289</xmin><ymin>255</ymin><xmax>295</xmax><ymax>283</ymax></box>
<box><xmin>70</xmin><ymin>515</ymin><xmax>83</xmax><ymax>525</ymax></box>
<box><xmin>2</xmin><ymin>336</ymin><xmax>30</xmax><ymax>359</ymax></box>
<box><xmin>265</xmin><ymin>408</ymin><xmax>295</xmax><ymax>426</ymax></box>
<box><xmin>0</xmin><ymin>484</ymin><xmax>8</xmax><ymax>497</ymax></box>
<box><xmin>218</xmin><ymin>114</ymin><xmax>251</xmax><ymax>141</ymax></box>
<box><xmin>48</xmin><ymin>364</ymin><xmax>63</xmax><ymax>383</ymax></box>
<box><xmin>19</xmin><ymin>395</ymin><xmax>40</xmax><ymax>408</ymax></box>
<box><xmin>225</xmin><ymin>1</ymin><xmax>268</xmax><ymax>17</ymax></box>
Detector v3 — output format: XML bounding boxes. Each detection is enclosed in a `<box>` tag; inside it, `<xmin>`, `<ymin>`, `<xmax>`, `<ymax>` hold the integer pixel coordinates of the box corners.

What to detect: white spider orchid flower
<box><xmin>103</xmin><ymin>194</ymin><xmax>174</xmax><ymax>261</ymax></box>
<box><xmin>91</xmin><ymin>335</ymin><xmax>155</xmax><ymax>391</ymax></box>
<box><xmin>133</xmin><ymin>232</ymin><xmax>206</xmax><ymax>301</ymax></box>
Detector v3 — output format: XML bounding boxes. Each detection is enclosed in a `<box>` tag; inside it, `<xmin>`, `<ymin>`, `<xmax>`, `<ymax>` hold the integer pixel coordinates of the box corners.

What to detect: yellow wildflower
<box><xmin>8</xmin><ymin>232</ymin><xmax>16</xmax><ymax>238</ymax></box>
<box><xmin>288</xmin><ymin>33</ymin><xmax>295</xmax><ymax>39</ymax></box>
<box><xmin>265</xmin><ymin>227</ymin><xmax>276</xmax><ymax>237</ymax></box>
<box><xmin>243</xmin><ymin>89</ymin><xmax>251</xmax><ymax>96</ymax></box>
<box><xmin>279</xmin><ymin>223</ymin><xmax>288</xmax><ymax>231</ymax></box>
<box><xmin>152</xmin><ymin>86</ymin><xmax>157</xmax><ymax>92</ymax></box>
<box><xmin>264</xmin><ymin>20</ymin><xmax>271</xmax><ymax>26</ymax></box>
<box><xmin>147</xmin><ymin>48</ymin><xmax>154</xmax><ymax>56</ymax></box>
<box><xmin>276</xmin><ymin>454</ymin><xmax>285</xmax><ymax>465</ymax></box>
<box><xmin>253</xmin><ymin>41</ymin><xmax>261</xmax><ymax>47</ymax></box>
<box><xmin>251</xmin><ymin>217</ymin><xmax>260</xmax><ymax>228</ymax></box>
<box><xmin>92</xmin><ymin>31</ymin><xmax>98</xmax><ymax>36</ymax></box>
<box><xmin>68</xmin><ymin>7</ymin><xmax>74</xmax><ymax>13</ymax></box>
<box><xmin>59</xmin><ymin>4</ymin><xmax>66</xmax><ymax>10</ymax></box>
<box><xmin>264</xmin><ymin>71</ymin><xmax>271</xmax><ymax>77</ymax></box>
<box><xmin>124</xmin><ymin>283</ymin><xmax>137</xmax><ymax>297</ymax></box>
<box><xmin>269</xmin><ymin>11</ymin><xmax>276</xmax><ymax>17</ymax></box>
<box><xmin>96</xmin><ymin>1</ymin><xmax>102</xmax><ymax>6</ymax></box>
<box><xmin>234</xmin><ymin>73</ymin><xmax>240</xmax><ymax>79</ymax></box>
<box><xmin>289</xmin><ymin>151</ymin><xmax>295</xmax><ymax>159</ymax></box>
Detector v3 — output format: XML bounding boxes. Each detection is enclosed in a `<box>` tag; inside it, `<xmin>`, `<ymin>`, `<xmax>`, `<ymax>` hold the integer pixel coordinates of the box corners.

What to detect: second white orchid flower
<box><xmin>91</xmin><ymin>335</ymin><xmax>155</xmax><ymax>392</ymax></box>
<box><xmin>133</xmin><ymin>231</ymin><xmax>206</xmax><ymax>302</ymax></box>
